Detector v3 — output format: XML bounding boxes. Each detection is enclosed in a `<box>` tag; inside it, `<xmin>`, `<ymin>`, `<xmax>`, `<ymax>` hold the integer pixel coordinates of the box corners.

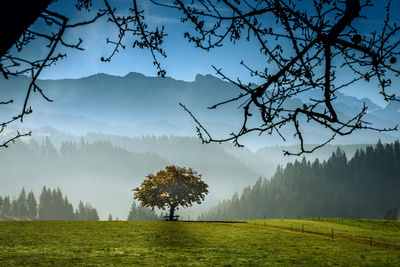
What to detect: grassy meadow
<box><xmin>0</xmin><ymin>219</ymin><xmax>399</xmax><ymax>266</ymax></box>
<box><xmin>248</xmin><ymin>218</ymin><xmax>400</xmax><ymax>245</ymax></box>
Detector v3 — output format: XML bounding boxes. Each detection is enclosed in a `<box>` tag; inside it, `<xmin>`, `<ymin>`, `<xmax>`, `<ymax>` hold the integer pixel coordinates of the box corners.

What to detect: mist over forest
<box><xmin>1</xmin><ymin>73</ymin><xmax>399</xmax><ymax>220</ymax></box>
<box><xmin>0</xmin><ymin>129</ymin><xmax>390</xmax><ymax>220</ymax></box>
<box><xmin>200</xmin><ymin>141</ymin><xmax>400</xmax><ymax>220</ymax></box>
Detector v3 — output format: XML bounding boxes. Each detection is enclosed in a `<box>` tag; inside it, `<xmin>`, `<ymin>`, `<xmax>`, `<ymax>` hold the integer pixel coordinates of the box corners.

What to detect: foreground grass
<box><xmin>0</xmin><ymin>220</ymin><xmax>399</xmax><ymax>266</ymax></box>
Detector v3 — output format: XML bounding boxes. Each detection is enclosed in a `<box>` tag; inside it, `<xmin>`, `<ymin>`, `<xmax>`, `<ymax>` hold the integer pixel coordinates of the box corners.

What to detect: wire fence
<box><xmin>247</xmin><ymin>218</ymin><xmax>400</xmax><ymax>250</ymax></box>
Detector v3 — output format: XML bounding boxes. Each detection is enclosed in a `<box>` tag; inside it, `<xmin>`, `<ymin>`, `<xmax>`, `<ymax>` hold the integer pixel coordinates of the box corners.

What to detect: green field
<box><xmin>0</xmin><ymin>219</ymin><xmax>399</xmax><ymax>266</ymax></box>
<box><xmin>249</xmin><ymin>218</ymin><xmax>400</xmax><ymax>245</ymax></box>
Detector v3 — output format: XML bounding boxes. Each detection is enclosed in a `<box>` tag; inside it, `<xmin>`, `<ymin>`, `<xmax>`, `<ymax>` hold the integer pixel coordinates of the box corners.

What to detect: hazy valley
<box><xmin>0</xmin><ymin>73</ymin><xmax>399</xmax><ymax>220</ymax></box>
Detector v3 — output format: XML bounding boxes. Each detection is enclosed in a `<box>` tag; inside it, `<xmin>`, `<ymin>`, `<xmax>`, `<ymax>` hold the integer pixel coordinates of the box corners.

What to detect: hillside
<box><xmin>200</xmin><ymin>141</ymin><xmax>400</xmax><ymax>220</ymax></box>
<box><xmin>0</xmin><ymin>73</ymin><xmax>399</xmax><ymax>150</ymax></box>
<box><xmin>22</xmin><ymin>127</ymin><xmax>381</xmax><ymax>178</ymax></box>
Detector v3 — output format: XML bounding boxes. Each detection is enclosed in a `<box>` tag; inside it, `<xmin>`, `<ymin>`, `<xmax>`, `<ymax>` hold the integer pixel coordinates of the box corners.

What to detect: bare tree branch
<box><xmin>1</xmin><ymin>0</ymin><xmax>399</xmax><ymax>156</ymax></box>
<box><xmin>169</xmin><ymin>0</ymin><xmax>400</xmax><ymax>155</ymax></box>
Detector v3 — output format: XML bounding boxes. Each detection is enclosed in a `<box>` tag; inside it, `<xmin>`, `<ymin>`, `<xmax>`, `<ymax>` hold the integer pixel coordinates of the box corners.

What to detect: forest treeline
<box><xmin>0</xmin><ymin>185</ymin><xmax>162</xmax><ymax>221</ymax></box>
<box><xmin>0</xmin><ymin>136</ymin><xmax>262</xmax><ymax>219</ymax></box>
<box><xmin>0</xmin><ymin>136</ymin><xmax>260</xmax><ymax>189</ymax></box>
<box><xmin>0</xmin><ymin>187</ymin><xmax>99</xmax><ymax>221</ymax></box>
<box><xmin>127</xmin><ymin>202</ymin><xmax>159</xmax><ymax>221</ymax></box>
<box><xmin>199</xmin><ymin>141</ymin><xmax>400</xmax><ymax>220</ymax></box>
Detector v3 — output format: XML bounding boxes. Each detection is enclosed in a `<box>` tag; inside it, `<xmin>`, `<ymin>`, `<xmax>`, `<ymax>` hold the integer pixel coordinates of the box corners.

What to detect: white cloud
<box><xmin>145</xmin><ymin>15</ymin><xmax>180</xmax><ymax>25</ymax></box>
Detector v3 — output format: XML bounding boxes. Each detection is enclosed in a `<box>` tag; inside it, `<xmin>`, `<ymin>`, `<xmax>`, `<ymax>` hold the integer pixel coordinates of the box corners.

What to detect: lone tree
<box><xmin>1</xmin><ymin>0</ymin><xmax>400</xmax><ymax>154</ymax></box>
<box><xmin>133</xmin><ymin>166</ymin><xmax>208</xmax><ymax>221</ymax></box>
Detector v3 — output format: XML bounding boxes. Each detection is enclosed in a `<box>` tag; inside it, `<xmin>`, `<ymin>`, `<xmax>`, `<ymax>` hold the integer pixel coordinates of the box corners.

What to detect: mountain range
<box><xmin>1</xmin><ymin>72</ymin><xmax>399</xmax><ymax>150</ymax></box>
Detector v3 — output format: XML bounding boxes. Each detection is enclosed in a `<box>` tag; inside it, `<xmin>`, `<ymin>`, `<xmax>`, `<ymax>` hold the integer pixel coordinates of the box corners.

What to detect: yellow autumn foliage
<box><xmin>133</xmin><ymin>165</ymin><xmax>208</xmax><ymax>211</ymax></box>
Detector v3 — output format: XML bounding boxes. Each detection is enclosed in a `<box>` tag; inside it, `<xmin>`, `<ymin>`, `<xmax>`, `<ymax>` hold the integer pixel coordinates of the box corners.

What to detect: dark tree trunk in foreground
<box><xmin>0</xmin><ymin>0</ymin><xmax>52</xmax><ymax>58</ymax></box>
<box><xmin>169</xmin><ymin>205</ymin><xmax>176</xmax><ymax>221</ymax></box>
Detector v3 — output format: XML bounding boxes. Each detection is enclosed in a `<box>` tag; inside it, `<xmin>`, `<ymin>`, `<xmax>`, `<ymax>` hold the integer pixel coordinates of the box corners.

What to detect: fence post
<box><xmin>291</xmin><ymin>225</ymin><xmax>293</xmax><ymax>231</ymax></box>
<box><xmin>331</xmin><ymin>228</ymin><xmax>333</xmax><ymax>239</ymax></box>
<box><xmin>302</xmin><ymin>224</ymin><xmax>304</xmax><ymax>233</ymax></box>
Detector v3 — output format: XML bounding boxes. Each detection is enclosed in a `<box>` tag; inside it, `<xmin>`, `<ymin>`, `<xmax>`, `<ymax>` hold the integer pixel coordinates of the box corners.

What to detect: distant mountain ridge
<box><xmin>0</xmin><ymin>72</ymin><xmax>398</xmax><ymax>148</ymax></box>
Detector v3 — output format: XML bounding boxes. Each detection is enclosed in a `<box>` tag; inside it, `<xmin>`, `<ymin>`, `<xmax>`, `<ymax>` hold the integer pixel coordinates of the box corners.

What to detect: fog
<box><xmin>0</xmin><ymin>73</ymin><xmax>396</xmax><ymax>220</ymax></box>
<box><xmin>0</xmin><ymin>128</ymin><xmax>378</xmax><ymax>220</ymax></box>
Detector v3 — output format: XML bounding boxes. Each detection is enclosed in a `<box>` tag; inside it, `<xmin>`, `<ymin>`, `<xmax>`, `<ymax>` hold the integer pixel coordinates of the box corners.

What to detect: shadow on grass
<box><xmin>150</xmin><ymin>222</ymin><xmax>203</xmax><ymax>249</ymax></box>
<box><xmin>180</xmin><ymin>220</ymin><xmax>247</xmax><ymax>223</ymax></box>
<box><xmin>149</xmin><ymin>221</ymin><xmax>245</xmax><ymax>250</ymax></box>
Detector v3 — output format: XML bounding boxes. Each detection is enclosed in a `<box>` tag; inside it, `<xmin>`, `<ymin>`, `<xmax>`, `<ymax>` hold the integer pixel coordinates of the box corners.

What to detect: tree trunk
<box><xmin>0</xmin><ymin>0</ymin><xmax>53</xmax><ymax>58</ymax></box>
<box><xmin>169</xmin><ymin>205</ymin><xmax>176</xmax><ymax>221</ymax></box>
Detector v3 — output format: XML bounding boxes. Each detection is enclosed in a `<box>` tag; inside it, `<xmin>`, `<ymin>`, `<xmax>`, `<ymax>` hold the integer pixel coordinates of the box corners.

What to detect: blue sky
<box><xmin>29</xmin><ymin>0</ymin><xmax>400</xmax><ymax>107</ymax></box>
<box><xmin>38</xmin><ymin>0</ymin><xmax>265</xmax><ymax>83</ymax></box>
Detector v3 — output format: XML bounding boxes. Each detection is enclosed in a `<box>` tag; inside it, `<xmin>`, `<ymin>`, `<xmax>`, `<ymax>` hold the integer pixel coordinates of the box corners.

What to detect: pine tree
<box><xmin>43</xmin><ymin>136</ymin><xmax>57</xmax><ymax>156</ymax></box>
<box><xmin>52</xmin><ymin>188</ymin><xmax>64</xmax><ymax>219</ymax></box>
<box><xmin>60</xmin><ymin>141</ymin><xmax>77</xmax><ymax>157</ymax></box>
<box><xmin>394</xmin><ymin>141</ymin><xmax>400</xmax><ymax>161</ymax></box>
<box><xmin>16</xmin><ymin>188</ymin><xmax>28</xmax><ymax>218</ymax></box>
<box><xmin>11</xmin><ymin>199</ymin><xmax>18</xmax><ymax>217</ymax></box>
<box><xmin>39</xmin><ymin>186</ymin><xmax>52</xmax><ymax>220</ymax></box>
<box><xmin>0</xmin><ymin>196</ymin><xmax>3</xmax><ymax>216</ymax></box>
<box><xmin>76</xmin><ymin>200</ymin><xmax>85</xmax><ymax>221</ymax></box>
<box><xmin>86</xmin><ymin>204</ymin><xmax>99</xmax><ymax>221</ymax></box>
<box><xmin>68</xmin><ymin>203</ymin><xmax>75</xmax><ymax>220</ymax></box>
<box><xmin>2</xmin><ymin>196</ymin><xmax>11</xmax><ymax>217</ymax></box>
<box><xmin>63</xmin><ymin>196</ymin><xmax>75</xmax><ymax>220</ymax></box>
<box><xmin>127</xmin><ymin>201</ymin><xmax>159</xmax><ymax>221</ymax></box>
<box><xmin>26</xmin><ymin>191</ymin><xmax>37</xmax><ymax>219</ymax></box>
<box><xmin>74</xmin><ymin>202</ymin><xmax>99</xmax><ymax>221</ymax></box>
<box><xmin>108</xmin><ymin>214</ymin><xmax>113</xmax><ymax>221</ymax></box>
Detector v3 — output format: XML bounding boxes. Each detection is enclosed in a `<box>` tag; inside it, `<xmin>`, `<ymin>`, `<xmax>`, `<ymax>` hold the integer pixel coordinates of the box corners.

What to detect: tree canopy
<box><xmin>133</xmin><ymin>165</ymin><xmax>208</xmax><ymax>221</ymax></box>
<box><xmin>1</xmin><ymin>0</ymin><xmax>400</xmax><ymax>154</ymax></box>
